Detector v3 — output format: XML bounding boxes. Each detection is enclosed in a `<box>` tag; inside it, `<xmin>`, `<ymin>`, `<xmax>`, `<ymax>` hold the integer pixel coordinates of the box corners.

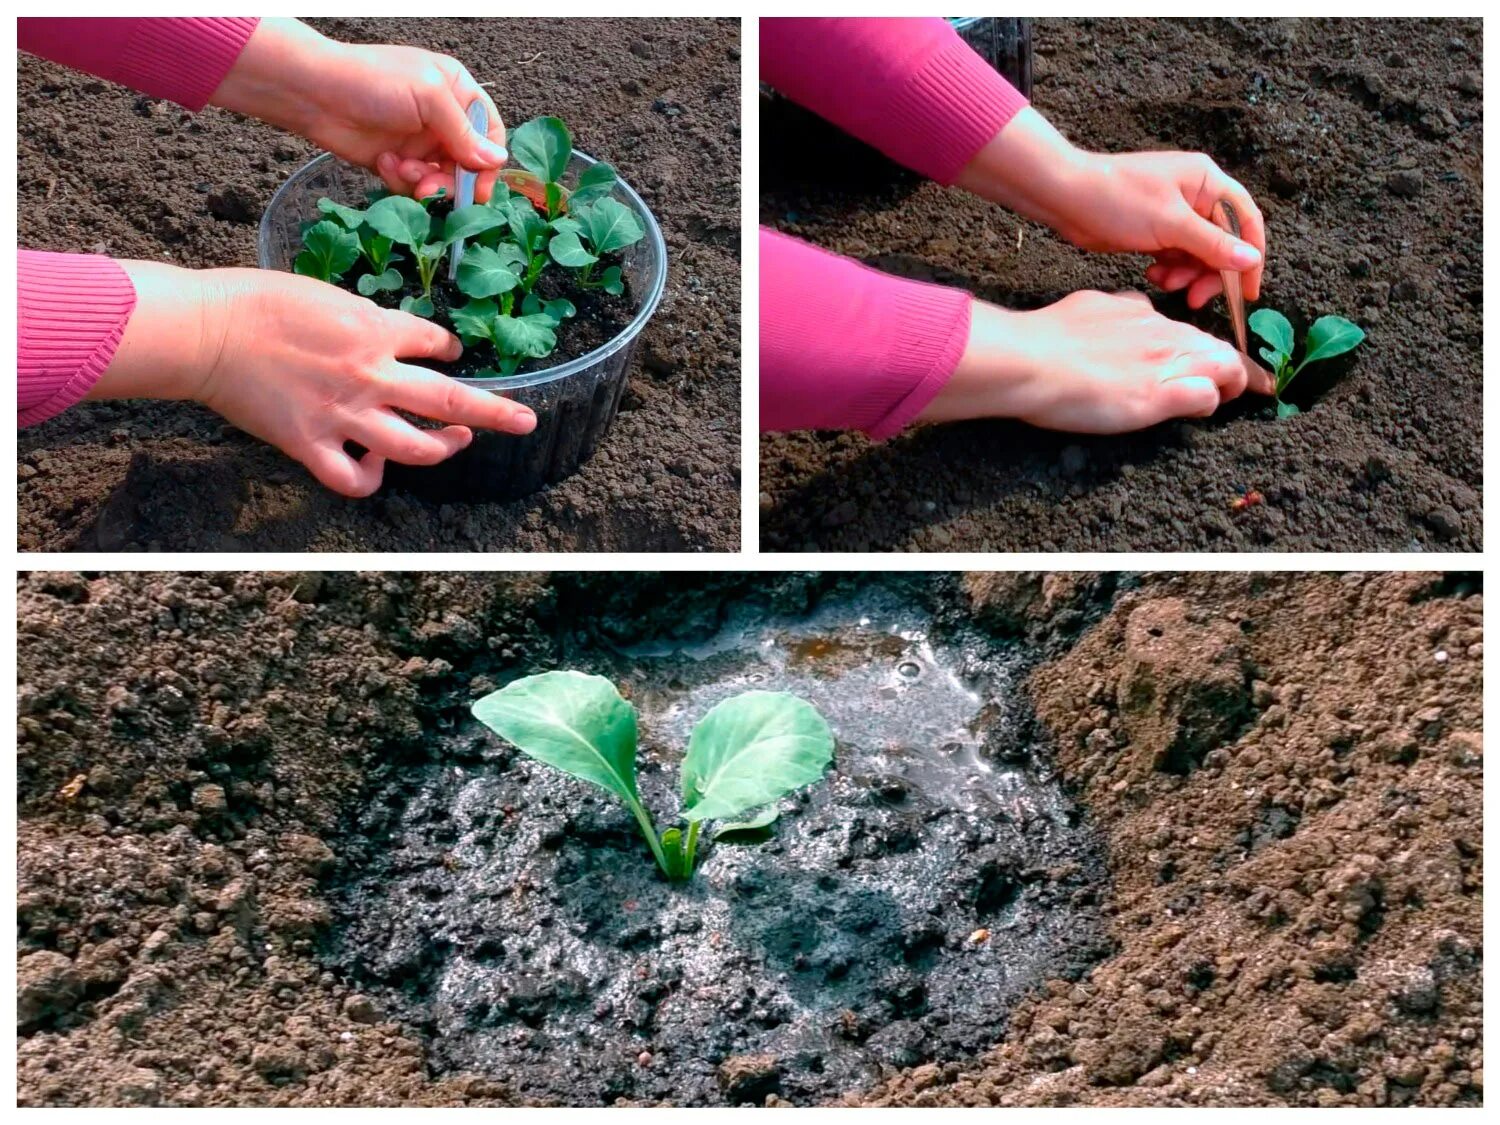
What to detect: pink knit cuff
<box><xmin>885</xmin><ymin>35</ymin><xmax>1031</xmax><ymax>184</ymax></box>
<box><xmin>19</xmin><ymin>252</ymin><xmax>138</xmax><ymax>427</ymax></box>
<box><xmin>863</xmin><ymin>282</ymin><xmax>973</xmax><ymax>440</ymax></box>
<box><xmin>113</xmin><ymin>18</ymin><xmax>260</xmax><ymax>110</ymax></box>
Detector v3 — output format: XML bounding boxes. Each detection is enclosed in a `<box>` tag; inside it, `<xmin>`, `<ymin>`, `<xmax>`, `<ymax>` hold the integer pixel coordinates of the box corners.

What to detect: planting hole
<box><xmin>328</xmin><ymin>585</ymin><xmax>1110</xmax><ymax>1105</ymax></box>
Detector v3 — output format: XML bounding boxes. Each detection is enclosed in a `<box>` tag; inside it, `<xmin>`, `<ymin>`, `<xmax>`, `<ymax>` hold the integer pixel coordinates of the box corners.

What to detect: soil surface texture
<box><xmin>18</xmin><ymin>18</ymin><xmax>740</xmax><ymax>552</ymax></box>
<box><xmin>16</xmin><ymin>570</ymin><xmax>1480</xmax><ymax>1107</ymax></box>
<box><xmin>760</xmin><ymin>18</ymin><xmax>1481</xmax><ymax>552</ymax></box>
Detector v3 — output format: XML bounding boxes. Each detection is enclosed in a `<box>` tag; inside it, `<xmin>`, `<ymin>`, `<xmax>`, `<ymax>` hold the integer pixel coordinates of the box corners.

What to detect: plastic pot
<box><xmin>950</xmin><ymin>17</ymin><xmax>1033</xmax><ymax>100</ymax></box>
<box><xmin>257</xmin><ymin>150</ymin><xmax>667</xmax><ymax>501</ymax></box>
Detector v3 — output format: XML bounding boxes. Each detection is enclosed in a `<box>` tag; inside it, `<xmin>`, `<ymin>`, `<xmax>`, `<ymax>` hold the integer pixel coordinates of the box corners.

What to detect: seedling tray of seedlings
<box><xmin>328</xmin><ymin>583</ymin><xmax>1112</xmax><ymax>1106</ymax></box>
<box><xmin>258</xmin><ymin>118</ymin><xmax>667</xmax><ymax>501</ymax></box>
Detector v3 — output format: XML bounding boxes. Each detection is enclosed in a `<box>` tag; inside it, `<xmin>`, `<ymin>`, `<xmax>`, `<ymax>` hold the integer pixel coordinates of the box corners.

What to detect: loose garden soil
<box><xmin>18</xmin><ymin>18</ymin><xmax>741</xmax><ymax>552</ymax></box>
<box><xmin>760</xmin><ymin>18</ymin><xmax>1481</xmax><ymax>552</ymax></box>
<box><xmin>17</xmin><ymin>570</ymin><xmax>1481</xmax><ymax>1106</ymax></box>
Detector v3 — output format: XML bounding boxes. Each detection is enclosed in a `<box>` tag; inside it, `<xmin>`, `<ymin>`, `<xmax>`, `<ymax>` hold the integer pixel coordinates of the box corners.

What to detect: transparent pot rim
<box><xmin>258</xmin><ymin>148</ymin><xmax>669</xmax><ymax>391</ymax></box>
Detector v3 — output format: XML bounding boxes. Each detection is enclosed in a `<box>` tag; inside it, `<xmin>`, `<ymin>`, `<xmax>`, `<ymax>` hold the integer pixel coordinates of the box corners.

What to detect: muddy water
<box><xmin>329</xmin><ymin>587</ymin><xmax>1111</xmax><ymax>1105</ymax></box>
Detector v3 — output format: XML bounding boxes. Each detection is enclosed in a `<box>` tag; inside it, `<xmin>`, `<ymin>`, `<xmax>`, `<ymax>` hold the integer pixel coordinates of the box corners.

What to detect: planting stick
<box><xmin>447</xmin><ymin>99</ymin><xmax>490</xmax><ymax>282</ymax></box>
<box><xmin>1209</xmin><ymin>197</ymin><xmax>1249</xmax><ymax>355</ymax></box>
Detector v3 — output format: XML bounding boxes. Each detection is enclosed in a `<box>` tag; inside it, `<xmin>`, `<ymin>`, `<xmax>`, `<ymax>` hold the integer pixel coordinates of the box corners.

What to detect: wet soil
<box><xmin>760</xmin><ymin>18</ymin><xmax>1482</xmax><ymax>552</ymax></box>
<box><xmin>16</xmin><ymin>571</ymin><xmax>1480</xmax><ymax>1107</ymax></box>
<box><xmin>18</xmin><ymin>18</ymin><xmax>741</xmax><ymax>552</ymax></box>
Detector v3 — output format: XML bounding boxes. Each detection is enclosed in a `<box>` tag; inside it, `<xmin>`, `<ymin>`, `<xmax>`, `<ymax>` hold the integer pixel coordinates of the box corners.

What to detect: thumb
<box><xmin>1170</xmin><ymin>206</ymin><xmax>1261</xmax><ymax>273</ymax></box>
<box><xmin>425</xmin><ymin>91</ymin><xmax>508</xmax><ymax>170</ymax></box>
<box><xmin>1156</xmin><ymin>375</ymin><xmax>1221</xmax><ymax>419</ymax></box>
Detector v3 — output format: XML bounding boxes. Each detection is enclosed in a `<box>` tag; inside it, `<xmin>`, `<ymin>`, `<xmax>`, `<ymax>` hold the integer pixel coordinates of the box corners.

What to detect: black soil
<box><xmin>760</xmin><ymin>18</ymin><xmax>1482</xmax><ymax>552</ymax></box>
<box><xmin>329</xmin><ymin>584</ymin><xmax>1113</xmax><ymax>1105</ymax></box>
<box><xmin>18</xmin><ymin>18</ymin><xmax>740</xmax><ymax>552</ymax></box>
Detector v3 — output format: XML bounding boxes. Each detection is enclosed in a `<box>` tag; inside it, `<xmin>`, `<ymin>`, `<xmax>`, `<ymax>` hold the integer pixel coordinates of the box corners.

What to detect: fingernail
<box><xmin>512</xmin><ymin>406</ymin><xmax>536</xmax><ymax>432</ymax></box>
<box><xmin>1230</xmin><ymin>242</ymin><xmax>1261</xmax><ymax>270</ymax></box>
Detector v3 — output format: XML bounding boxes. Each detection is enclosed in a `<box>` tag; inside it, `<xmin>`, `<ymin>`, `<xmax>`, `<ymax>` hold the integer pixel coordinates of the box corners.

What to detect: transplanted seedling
<box><xmin>471</xmin><ymin>671</ymin><xmax>835</xmax><ymax>880</ymax></box>
<box><xmin>1249</xmin><ymin>309</ymin><xmax>1366</xmax><ymax>418</ymax></box>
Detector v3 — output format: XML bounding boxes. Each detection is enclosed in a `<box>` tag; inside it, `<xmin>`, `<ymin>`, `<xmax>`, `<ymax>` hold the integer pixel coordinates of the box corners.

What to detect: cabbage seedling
<box><xmin>1249</xmin><ymin>309</ymin><xmax>1366</xmax><ymax>418</ymax></box>
<box><xmin>471</xmin><ymin>671</ymin><xmax>835</xmax><ymax>880</ymax></box>
<box><xmin>317</xmin><ymin>198</ymin><xmax>403</xmax><ymax>294</ymax></box>
<box><xmin>293</xmin><ymin>219</ymin><xmax>360</xmax><ymax>284</ymax></box>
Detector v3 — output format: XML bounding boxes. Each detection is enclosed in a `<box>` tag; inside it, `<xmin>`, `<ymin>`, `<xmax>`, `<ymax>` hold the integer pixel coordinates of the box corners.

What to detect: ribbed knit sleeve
<box><xmin>18</xmin><ymin>18</ymin><xmax>259</xmax><ymax>111</ymax></box>
<box><xmin>761</xmin><ymin>17</ymin><xmax>1028</xmax><ymax>185</ymax></box>
<box><xmin>19</xmin><ymin>251</ymin><xmax>138</xmax><ymax>426</ymax></box>
<box><xmin>760</xmin><ymin>229</ymin><xmax>971</xmax><ymax>439</ymax></box>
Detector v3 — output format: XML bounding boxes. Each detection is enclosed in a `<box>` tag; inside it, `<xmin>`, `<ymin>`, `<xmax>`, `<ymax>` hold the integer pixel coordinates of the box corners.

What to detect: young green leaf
<box><xmin>599</xmin><ymin>265</ymin><xmax>625</xmax><ymax>297</ymax></box>
<box><xmin>294</xmin><ymin>220</ymin><xmax>360</xmax><ymax>282</ymax></box>
<box><xmin>549</xmin><ymin>230</ymin><xmax>599</xmax><ymax>268</ymax></box>
<box><xmin>506</xmin><ymin>198</ymin><xmax>548</xmax><ymax>253</ymax></box>
<box><xmin>317</xmin><ymin>197</ymin><xmax>366</xmax><ymax>231</ymax></box>
<box><xmin>1277</xmin><ymin>401</ymin><xmax>1301</xmax><ymax>418</ymax></box>
<box><xmin>356</xmin><ymin>268</ymin><xmax>403</xmax><ymax>296</ymax></box>
<box><xmin>399</xmin><ymin>294</ymin><xmax>434</xmax><ymax>317</ymax></box>
<box><xmin>545</xmin><ymin>182</ymin><xmax>564</xmax><ymax>219</ymax></box>
<box><xmin>1298</xmin><ymin>316</ymin><xmax>1365</xmax><ymax>369</ymax></box>
<box><xmin>575</xmin><ymin>197</ymin><xmax>646</xmax><ymax>255</ymax></box>
<box><xmin>364</xmin><ymin>195</ymin><xmax>433</xmax><ymax>250</ymax></box>
<box><xmin>1249</xmin><ymin>308</ymin><xmax>1293</xmax><ymax>363</ymax></box>
<box><xmin>680</xmin><ymin>692</ymin><xmax>835</xmax><ymax>823</ymax></box>
<box><xmin>521</xmin><ymin>293</ymin><xmax>576</xmax><ymax>324</ymax></box>
<box><xmin>450</xmin><ymin>299</ymin><xmax>498</xmax><ymax>342</ymax></box>
<box><xmin>444</xmin><ymin>203</ymin><xmax>509</xmax><ymax>245</ymax></box>
<box><xmin>510</xmin><ymin>116</ymin><xmax>572</xmax><ymax>184</ymax></box>
<box><xmin>457</xmin><ymin>244</ymin><xmax>523</xmax><ymax>299</ymax></box>
<box><xmin>490</xmin><ymin>312</ymin><xmax>560</xmax><ymax>359</ymax></box>
<box><xmin>713</xmin><ymin>806</ymin><xmax>780</xmax><ymax>843</ymax></box>
<box><xmin>570</xmin><ymin>162</ymin><xmax>618</xmax><ymax>208</ymax></box>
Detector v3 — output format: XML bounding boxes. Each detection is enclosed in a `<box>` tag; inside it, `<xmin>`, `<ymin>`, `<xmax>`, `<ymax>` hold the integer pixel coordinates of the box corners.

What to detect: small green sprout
<box><xmin>471</xmin><ymin>672</ymin><xmax>835</xmax><ymax>881</ymax></box>
<box><xmin>1249</xmin><ymin>309</ymin><xmax>1366</xmax><ymax>418</ymax></box>
<box><xmin>293</xmin><ymin>219</ymin><xmax>359</xmax><ymax>283</ymax></box>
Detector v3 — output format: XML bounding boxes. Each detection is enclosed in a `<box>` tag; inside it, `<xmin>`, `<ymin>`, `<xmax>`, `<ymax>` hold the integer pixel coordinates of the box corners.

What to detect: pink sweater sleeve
<box><xmin>19</xmin><ymin>252</ymin><xmax>138</xmax><ymax>426</ymax></box>
<box><xmin>760</xmin><ymin>230</ymin><xmax>970</xmax><ymax>438</ymax></box>
<box><xmin>761</xmin><ymin>17</ymin><xmax>1028</xmax><ymax>184</ymax></box>
<box><xmin>18</xmin><ymin>17</ymin><xmax>259</xmax><ymax>111</ymax></box>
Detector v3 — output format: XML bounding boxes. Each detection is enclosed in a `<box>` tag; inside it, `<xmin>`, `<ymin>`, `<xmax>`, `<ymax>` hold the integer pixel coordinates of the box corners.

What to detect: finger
<box><xmin>345</xmin><ymin>409</ymin><xmax>474</xmax><ymax>467</ymax></box>
<box><xmin>413</xmin><ymin>167</ymin><xmax>458</xmax><ymax>201</ymax></box>
<box><xmin>1168</xmin><ymin>203</ymin><xmax>1262</xmax><ymax>274</ymax></box>
<box><xmin>1114</xmin><ymin>290</ymin><xmax>1153</xmax><ymax>308</ymax></box>
<box><xmin>455</xmin><ymin>66</ymin><xmax>507</xmax><ymax>153</ymax></box>
<box><xmin>379</xmin><ymin>308</ymin><xmax>463</xmax><ymax>361</ymax></box>
<box><xmin>375</xmin><ymin>152</ymin><xmax>409</xmax><ymax>197</ymax></box>
<box><xmin>1185</xmin><ymin>271</ymin><xmax>1224</xmax><ymax>309</ymax></box>
<box><xmin>1159</xmin><ymin>264</ymin><xmax>1202</xmax><ymax>293</ymax></box>
<box><xmin>1154</xmin><ymin>375</ymin><xmax>1220</xmax><ymax>420</ymax></box>
<box><xmin>1240</xmin><ymin>353</ymin><xmax>1276</xmax><ymax>396</ymax></box>
<box><xmin>386</xmin><ymin>363</ymin><xmax>539</xmax><ymax>435</ymax></box>
<box><xmin>423</xmin><ymin>78</ymin><xmax>508</xmax><ymax>169</ymax></box>
<box><xmin>301</xmin><ymin>440</ymin><xmax>386</xmax><ymax>499</ymax></box>
<box><xmin>1165</xmin><ymin>339</ymin><xmax>1246</xmax><ymax>401</ymax></box>
<box><xmin>1211</xmin><ymin>175</ymin><xmax>1267</xmax><ymax>302</ymax></box>
<box><xmin>475</xmin><ymin>168</ymin><xmax>500</xmax><ymax>205</ymax></box>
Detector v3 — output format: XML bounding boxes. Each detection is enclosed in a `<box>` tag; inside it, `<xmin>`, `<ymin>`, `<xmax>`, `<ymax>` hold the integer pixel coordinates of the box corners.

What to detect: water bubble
<box><xmin>897</xmin><ymin>660</ymin><xmax>921</xmax><ymax>679</ymax></box>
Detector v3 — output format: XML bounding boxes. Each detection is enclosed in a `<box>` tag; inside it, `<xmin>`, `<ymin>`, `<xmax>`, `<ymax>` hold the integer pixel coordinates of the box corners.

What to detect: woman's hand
<box><xmin>957</xmin><ymin>108</ymin><xmax>1267</xmax><ymax>306</ymax></box>
<box><xmin>917</xmin><ymin>290</ymin><xmax>1273</xmax><ymax>433</ymax></box>
<box><xmin>211</xmin><ymin>18</ymin><xmax>508</xmax><ymax>202</ymax></box>
<box><xmin>95</xmin><ymin>263</ymin><xmax>536</xmax><ymax>497</ymax></box>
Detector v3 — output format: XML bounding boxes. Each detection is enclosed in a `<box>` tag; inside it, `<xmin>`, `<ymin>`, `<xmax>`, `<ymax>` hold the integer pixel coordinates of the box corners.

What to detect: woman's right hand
<box><xmin>97</xmin><ymin>263</ymin><xmax>536</xmax><ymax>497</ymax></box>
<box><xmin>917</xmin><ymin>290</ymin><xmax>1273</xmax><ymax>433</ymax></box>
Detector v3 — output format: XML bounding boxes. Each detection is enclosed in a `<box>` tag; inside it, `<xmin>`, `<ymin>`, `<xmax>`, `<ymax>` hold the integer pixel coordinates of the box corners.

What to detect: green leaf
<box><xmin>506</xmin><ymin>198</ymin><xmax>547</xmax><ymax>253</ymax></box>
<box><xmin>1276</xmin><ymin>400</ymin><xmax>1301</xmax><ymax>418</ymax></box>
<box><xmin>1298</xmin><ymin>316</ymin><xmax>1366</xmax><ymax>368</ymax></box>
<box><xmin>444</xmin><ymin>203</ymin><xmax>509</xmax><ymax>245</ymax></box>
<box><xmin>450</xmin><ymin>299</ymin><xmax>498</xmax><ymax>343</ymax></box>
<box><xmin>713</xmin><ymin>806</ymin><xmax>780</xmax><ymax>843</ymax></box>
<box><xmin>317</xmin><ymin>197</ymin><xmax>366</xmax><ymax>231</ymax></box>
<box><xmin>294</xmin><ymin>220</ymin><xmax>360</xmax><ymax>282</ymax></box>
<box><xmin>510</xmin><ymin>116</ymin><xmax>572</xmax><ymax>183</ymax></box>
<box><xmin>456</xmin><ymin>244</ymin><xmax>523</xmax><ymax>299</ymax></box>
<box><xmin>490</xmin><ymin>312</ymin><xmax>559</xmax><ymax>359</ymax></box>
<box><xmin>364</xmin><ymin>195</ymin><xmax>433</xmax><ymax>250</ymax></box>
<box><xmin>399</xmin><ymin>294</ymin><xmax>434</xmax><ymax>317</ymax></box>
<box><xmin>680</xmin><ymin>692</ymin><xmax>834</xmax><ymax>823</ymax></box>
<box><xmin>600</xmin><ymin>265</ymin><xmax>624</xmax><ymax>296</ymax></box>
<box><xmin>545</xmin><ymin>182</ymin><xmax>563</xmax><ymax>219</ymax></box>
<box><xmin>1249</xmin><ymin>308</ymin><xmax>1294</xmax><ymax>362</ymax></box>
<box><xmin>1258</xmin><ymin>346</ymin><xmax>1282</xmax><ymax>369</ymax></box>
<box><xmin>550</xmin><ymin>216</ymin><xmax>583</xmax><ymax>236</ymax></box>
<box><xmin>575</xmin><ymin>197</ymin><xmax>646</xmax><ymax>255</ymax></box>
<box><xmin>362</xmin><ymin>232</ymin><xmax>398</xmax><ymax>273</ymax></box>
<box><xmin>521</xmin><ymin>293</ymin><xmax>576</xmax><ymax>324</ymax></box>
<box><xmin>570</xmin><ymin>162</ymin><xmax>618</xmax><ymax>208</ymax></box>
<box><xmin>356</xmin><ymin>268</ymin><xmax>403</xmax><ymax>296</ymax></box>
<box><xmin>549</xmin><ymin>230</ymin><xmax>599</xmax><ymax>268</ymax></box>
<box><xmin>472</xmin><ymin>671</ymin><xmax>641</xmax><ymax>805</ymax></box>
<box><xmin>660</xmin><ymin>828</ymin><xmax>688</xmax><ymax>879</ymax></box>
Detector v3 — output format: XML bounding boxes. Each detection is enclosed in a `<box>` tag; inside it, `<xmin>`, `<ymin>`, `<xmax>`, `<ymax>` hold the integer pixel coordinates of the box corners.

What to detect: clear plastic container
<box><xmin>258</xmin><ymin>151</ymin><xmax>667</xmax><ymax>501</ymax></box>
<box><xmin>950</xmin><ymin>18</ymin><xmax>1033</xmax><ymax>101</ymax></box>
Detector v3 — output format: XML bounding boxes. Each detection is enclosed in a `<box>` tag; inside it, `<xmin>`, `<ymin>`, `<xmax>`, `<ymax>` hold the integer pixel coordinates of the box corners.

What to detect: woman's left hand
<box><xmin>212</xmin><ymin>18</ymin><xmax>508</xmax><ymax>202</ymax></box>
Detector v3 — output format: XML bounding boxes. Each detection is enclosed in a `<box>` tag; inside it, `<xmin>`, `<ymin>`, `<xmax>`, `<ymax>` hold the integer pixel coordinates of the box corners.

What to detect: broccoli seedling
<box><xmin>316</xmin><ymin>198</ymin><xmax>403</xmax><ymax>294</ymax></box>
<box><xmin>293</xmin><ymin>219</ymin><xmax>359</xmax><ymax>283</ymax></box>
<box><xmin>549</xmin><ymin>197</ymin><xmax>644</xmax><ymax>295</ymax></box>
<box><xmin>1249</xmin><ymin>309</ymin><xmax>1366</xmax><ymax>418</ymax></box>
<box><xmin>509</xmin><ymin>116</ymin><xmax>572</xmax><ymax>221</ymax></box>
<box><xmin>452</xmin><ymin>292</ymin><xmax>577</xmax><ymax>375</ymax></box>
<box><xmin>472</xmin><ymin>672</ymin><xmax>835</xmax><ymax>881</ymax></box>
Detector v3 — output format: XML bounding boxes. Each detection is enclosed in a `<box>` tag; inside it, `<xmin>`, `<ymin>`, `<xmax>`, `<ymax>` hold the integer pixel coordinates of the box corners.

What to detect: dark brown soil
<box><xmin>18</xmin><ymin>17</ymin><xmax>741</xmax><ymax>552</ymax></box>
<box><xmin>16</xmin><ymin>571</ymin><xmax>1481</xmax><ymax>1106</ymax></box>
<box><xmin>760</xmin><ymin>18</ymin><xmax>1481</xmax><ymax>552</ymax></box>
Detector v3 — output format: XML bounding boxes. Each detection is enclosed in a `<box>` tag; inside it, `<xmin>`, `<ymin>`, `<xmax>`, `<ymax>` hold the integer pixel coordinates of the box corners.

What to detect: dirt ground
<box><xmin>16</xmin><ymin>570</ymin><xmax>1481</xmax><ymax>1106</ymax></box>
<box><xmin>18</xmin><ymin>18</ymin><xmax>741</xmax><ymax>552</ymax></box>
<box><xmin>760</xmin><ymin>18</ymin><xmax>1482</xmax><ymax>552</ymax></box>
